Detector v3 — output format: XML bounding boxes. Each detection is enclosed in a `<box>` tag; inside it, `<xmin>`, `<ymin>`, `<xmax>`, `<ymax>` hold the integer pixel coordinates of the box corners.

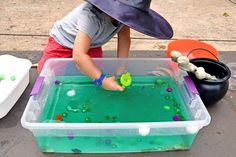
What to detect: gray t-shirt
<box><xmin>50</xmin><ymin>2</ymin><xmax>124</xmax><ymax>49</ymax></box>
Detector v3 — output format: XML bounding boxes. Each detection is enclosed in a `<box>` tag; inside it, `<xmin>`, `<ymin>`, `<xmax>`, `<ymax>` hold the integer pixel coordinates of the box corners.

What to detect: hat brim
<box><xmin>87</xmin><ymin>0</ymin><xmax>173</xmax><ymax>39</ymax></box>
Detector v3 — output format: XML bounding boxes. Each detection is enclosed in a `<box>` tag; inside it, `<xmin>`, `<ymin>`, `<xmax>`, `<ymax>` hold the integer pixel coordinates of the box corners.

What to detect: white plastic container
<box><xmin>21</xmin><ymin>58</ymin><xmax>211</xmax><ymax>153</ymax></box>
<box><xmin>0</xmin><ymin>55</ymin><xmax>32</xmax><ymax>118</ymax></box>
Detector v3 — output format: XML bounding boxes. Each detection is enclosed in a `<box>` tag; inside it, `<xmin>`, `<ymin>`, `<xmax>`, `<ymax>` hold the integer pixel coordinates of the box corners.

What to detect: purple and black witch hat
<box><xmin>87</xmin><ymin>0</ymin><xmax>173</xmax><ymax>39</ymax></box>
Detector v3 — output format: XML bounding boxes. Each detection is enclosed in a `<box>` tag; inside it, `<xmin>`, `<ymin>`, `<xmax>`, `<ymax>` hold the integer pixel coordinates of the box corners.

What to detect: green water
<box><xmin>37</xmin><ymin>76</ymin><xmax>195</xmax><ymax>153</ymax></box>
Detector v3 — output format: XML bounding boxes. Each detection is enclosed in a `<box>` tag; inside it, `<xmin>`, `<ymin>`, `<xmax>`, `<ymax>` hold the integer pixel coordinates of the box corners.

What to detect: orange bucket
<box><xmin>167</xmin><ymin>39</ymin><xmax>219</xmax><ymax>60</ymax></box>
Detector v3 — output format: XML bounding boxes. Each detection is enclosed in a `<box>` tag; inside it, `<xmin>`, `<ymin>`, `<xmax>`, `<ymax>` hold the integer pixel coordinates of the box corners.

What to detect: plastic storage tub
<box><xmin>21</xmin><ymin>58</ymin><xmax>211</xmax><ymax>153</ymax></box>
<box><xmin>0</xmin><ymin>55</ymin><xmax>32</xmax><ymax>119</ymax></box>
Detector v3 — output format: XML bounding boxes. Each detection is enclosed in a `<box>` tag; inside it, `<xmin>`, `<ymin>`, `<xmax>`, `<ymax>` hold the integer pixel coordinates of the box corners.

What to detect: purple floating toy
<box><xmin>54</xmin><ymin>80</ymin><xmax>61</xmax><ymax>85</ymax></box>
<box><xmin>67</xmin><ymin>130</ymin><xmax>74</xmax><ymax>140</ymax></box>
<box><xmin>172</xmin><ymin>115</ymin><xmax>181</xmax><ymax>121</ymax></box>
<box><xmin>166</xmin><ymin>87</ymin><xmax>173</xmax><ymax>92</ymax></box>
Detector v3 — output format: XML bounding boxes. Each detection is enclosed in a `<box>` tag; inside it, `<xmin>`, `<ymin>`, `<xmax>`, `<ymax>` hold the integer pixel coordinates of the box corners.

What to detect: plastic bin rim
<box><xmin>21</xmin><ymin>118</ymin><xmax>211</xmax><ymax>130</ymax></box>
<box><xmin>41</xmin><ymin>58</ymin><xmax>173</xmax><ymax>75</ymax></box>
<box><xmin>46</xmin><ymin>57</ymin><xmax>172</xmax><ymax>62</ymax></box>
<box><xmin>21</xmin><ymin>93</ymin><xmax>211</xmax><ymax>131</ymax></box>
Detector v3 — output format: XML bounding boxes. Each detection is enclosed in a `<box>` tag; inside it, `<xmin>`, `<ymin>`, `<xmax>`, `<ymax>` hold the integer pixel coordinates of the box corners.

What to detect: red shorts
<box><xmin>38</xmin><ymin>36</ymin><xmax>102</xmax><ymax>73</ymax></box>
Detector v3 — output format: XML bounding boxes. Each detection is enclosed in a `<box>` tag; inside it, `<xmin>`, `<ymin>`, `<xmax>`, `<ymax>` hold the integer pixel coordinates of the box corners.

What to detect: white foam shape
<box><xmin>139</xmin><ymin>127</ymin><xmax>150</xmax><ymax>136</ymax></box>
<box><xmin>67</xmin><ymin>90</ymin><xmax>76</xmax><ymax>97</ymax></box>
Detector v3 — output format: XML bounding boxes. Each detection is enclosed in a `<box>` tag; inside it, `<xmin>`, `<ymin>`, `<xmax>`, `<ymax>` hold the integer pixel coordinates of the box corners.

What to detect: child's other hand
<box><xmin>102</xmin><ymin>76</ymin><xmax>124</xmax><ymax>91</ymax></box>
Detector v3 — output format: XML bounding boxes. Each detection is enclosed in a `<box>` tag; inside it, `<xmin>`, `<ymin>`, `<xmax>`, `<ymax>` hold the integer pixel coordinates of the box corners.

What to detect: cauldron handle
<box><xmin>187</xmin><ymin>48</ymin><xmax>219</xmax><ymax>61</ymax></box>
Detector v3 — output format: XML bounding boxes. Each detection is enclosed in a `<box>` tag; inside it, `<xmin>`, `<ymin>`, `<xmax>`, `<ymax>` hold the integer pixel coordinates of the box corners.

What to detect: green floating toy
<box><xmin>0</xmin><ymin>74</ymin><xmax>5</xmax><ymax>81</ymax></box>
<box><xmin>120</xmin><ymin>72</ymin><xmax>132</xmax><ymax>88</ymax></box>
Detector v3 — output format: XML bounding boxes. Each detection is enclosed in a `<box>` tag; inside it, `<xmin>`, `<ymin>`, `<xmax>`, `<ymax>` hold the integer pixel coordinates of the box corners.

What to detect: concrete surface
<box><xmin>1</xmin><ymin>0</ymin><xmax>236</xmax><ymax>51</ymax></box>
<box><xmin>0</xmin><ymin>51</ymin><xmax>236</xmax><ymax>157</ymax></box>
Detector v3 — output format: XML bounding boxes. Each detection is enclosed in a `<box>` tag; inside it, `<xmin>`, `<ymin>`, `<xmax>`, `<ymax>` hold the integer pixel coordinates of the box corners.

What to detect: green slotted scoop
<box><xmin>120</xmin><ymin>72</ymin><xmax>132</xmax><ymax>88</ymax></box>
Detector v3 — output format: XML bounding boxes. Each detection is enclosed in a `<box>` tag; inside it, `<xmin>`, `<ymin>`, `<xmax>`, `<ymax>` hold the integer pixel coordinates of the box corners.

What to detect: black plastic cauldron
<box><xmin>188</xmin><ymin>58</ymin><xmax>231</xmax><ymax>106</ymax></box>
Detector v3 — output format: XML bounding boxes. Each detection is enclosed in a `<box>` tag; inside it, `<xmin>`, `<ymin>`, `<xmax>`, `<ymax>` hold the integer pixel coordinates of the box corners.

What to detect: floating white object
<box><xmin>139</xmin><ymin>127</ymin><xmax>150</xmax><ymax>136</ymax></box>
<box><xmin>0</xmin><ymin>55</ymin><xmax>32</xmax><ymax>118</ymax></box>
<box><xmin>67</xmin><ymin>90</ymin><xmax>76</xmax><ymax>97</ymax></box>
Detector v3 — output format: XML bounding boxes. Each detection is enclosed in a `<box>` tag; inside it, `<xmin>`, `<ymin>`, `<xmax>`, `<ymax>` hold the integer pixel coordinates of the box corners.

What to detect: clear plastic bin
<box><xmin>21</xmin><ymin>58</ymin><xmax>211</xmax><ymax>153</ymax></box>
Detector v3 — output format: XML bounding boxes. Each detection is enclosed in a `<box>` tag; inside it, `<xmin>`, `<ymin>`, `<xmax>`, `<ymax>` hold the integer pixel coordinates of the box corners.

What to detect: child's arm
<box><xmin>73</xmin><ymin>31</ymin><xmax>124</xmax><ymax>91</ymax></box>
<box><xmin>115</xmin><ymin>26</ymin><xmax>131</xmax><ymax>75</ymax></box>
<box><xmin>117</xmin><ymin>26</ymin><xmax>131</xmax><ymax>58</ymax></box>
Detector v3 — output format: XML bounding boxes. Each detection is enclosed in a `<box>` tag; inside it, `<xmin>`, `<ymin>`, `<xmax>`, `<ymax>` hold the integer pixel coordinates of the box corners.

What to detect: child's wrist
<box><xmin>93</xmin><ymin>73</ymin><xmax>106</xmax><ymax>87</ymax></box>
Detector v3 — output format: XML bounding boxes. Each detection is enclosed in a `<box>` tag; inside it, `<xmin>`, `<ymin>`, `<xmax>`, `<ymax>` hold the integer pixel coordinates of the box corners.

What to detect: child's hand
<box><xmin>102</xmin><ymin>76</ymin><xmax>124</xmax><ymax>91</ymax></box>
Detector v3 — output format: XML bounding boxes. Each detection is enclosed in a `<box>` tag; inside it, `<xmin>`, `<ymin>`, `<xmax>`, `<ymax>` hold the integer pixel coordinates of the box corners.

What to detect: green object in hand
<box><xmin>120</xmin><ymin>72</ymin><xmax>132</xmax><ymax>88</ymax></box>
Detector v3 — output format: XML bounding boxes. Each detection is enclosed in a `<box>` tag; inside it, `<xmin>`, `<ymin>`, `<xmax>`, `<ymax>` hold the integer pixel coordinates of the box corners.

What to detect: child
<box><xmin>38</xmin><ymin>0</ymin><xmax>173</xmax><ymax>91</ymax></box>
